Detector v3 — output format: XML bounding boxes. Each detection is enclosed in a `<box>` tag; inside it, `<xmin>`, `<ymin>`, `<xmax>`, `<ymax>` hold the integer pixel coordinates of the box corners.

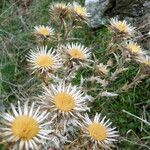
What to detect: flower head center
<box><xmin>74</xmin><ymin>6</ymin><xmax>86</xmax><ymax>15</ymax></box>
<box><xmin>127</xmin><ymin>44</ymin><xmax>141</xmax><ymax>53</ymax></box>
<box><xmin>87</xmin><ymin>123</ymin><xmax>107</xmax><ymax>141</ymax></box>
<box><xmin>69</xmin><ymin>48</ymin><xmax>85</xmax><ymax>59</ymax></box>
<box><xmin>143</xmin><ymin>60</ymin><xmax>150</xmax><ymax>66</ymax></box>
<box><xmin>54</xmin><ymin>92</ymin><xmax>75</xmax><ymax>112</ymax></box>
<box><xmin>38</xmin><ymin>27</ymin><xmax>49</xmax><ymax>36</ymax></box>
<box><xmin>11</xmin><ymin>115</ymin><xmax>39</xmax><ymax>141</ymax></box>
<box><xmin>115</xmin><ymin>22</ymin><xmax>128</xmax><ymax>32</ymax></box>
<box><xmin>36</xmin><ymin>55</ymin><xmax>53</xmax><ymax>67</ymax></box>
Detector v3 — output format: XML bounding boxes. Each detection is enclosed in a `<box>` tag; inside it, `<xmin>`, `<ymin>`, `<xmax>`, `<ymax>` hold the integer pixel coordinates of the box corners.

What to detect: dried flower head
<box><xmin>49</xmin><ymin>2</ymin><xmax>71</xmax><ymax>20</ymax></box>
<box><xmin>71</xmin><ymin>2</ymin><xmax>90</xmax><ymax>21</ymax></box>
<box><xmin>34</xmin><ymin>25</ymin><xmax>54</xmax><ymax>38</ymax></box>
<box><xmin>26</xmin><ymin>46</ymin><xmax>62</xmax><ymax>74</ymax></box>
<box><xmin>136</xmin><ymin>55</ymin><xmax>150</xmax><ymax>68</ymax></box>
<box><xmin>40</xmin><ymin>81</ymin><xmax>90</xmax><ymax>123</ymax></box>
<box><xmin>0</xmin><ymin>102</ymin><xmax>52</xmax><ymax>150</ymax></box>
<box><xmin>125</xmin><ymin>41</ymin><xmax>143</xmax><ymax>55</ymax></box>
<box><xmin>96</xmin><ymin>63</ymin><xmax>109</xmax><ymax>75</ymax></box>
<box><xmin>81</xmin><ymin>113</ymin><xmax>119</xmax><ymax>149</ymax></box>
<box><xmin>110</xmin><ymin>18</ymin><xmax>135</xmax><ymax>36</ymax></box>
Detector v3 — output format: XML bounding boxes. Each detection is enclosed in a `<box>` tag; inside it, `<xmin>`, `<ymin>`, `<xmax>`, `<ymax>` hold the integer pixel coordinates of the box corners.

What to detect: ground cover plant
<box><xmin>0</xmin><ymin>0</ymin><xmax>150</xmax><ymax>149</ymax></box>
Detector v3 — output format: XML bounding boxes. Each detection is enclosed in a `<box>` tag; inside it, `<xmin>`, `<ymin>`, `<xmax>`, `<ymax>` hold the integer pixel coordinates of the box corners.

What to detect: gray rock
<box><xmin>85</xmin><ymin>0</ymin><xmax>110</xmax><ymax>28</ymax></box>
<box><xmin>85</xmin><ymin>0</ymin><xmax>149</xmax><ymax>28</ymax></box>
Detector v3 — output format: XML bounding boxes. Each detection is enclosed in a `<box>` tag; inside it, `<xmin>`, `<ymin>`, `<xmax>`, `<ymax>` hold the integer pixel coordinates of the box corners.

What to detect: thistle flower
<box><xmin>71</xmin><ymin>2</ymin><xmax>90</xmax><ymax>21</ymax></box>
<box><xmin>96</xmin><ymin>63</ymin><xmax>109</xmax><ymax>75</ymax></box>
<box><xmin>0</xmin><ymin>102</ymin><xmax>53</xmax><ymax>150</ymax></box>
<box><xmin>81</xmin><ymin>113</ymin><xmax>119</xmax><ymax>149</ymax></box>
<box><xmin>65</xmin><ymin>43</ymin><xmax>91</xmax><ymax>63</ymax></box>
<box><xmin>136</xmin><ymin>55</ymin><xmax>150</xmax><ymax>67</ymax></box>
<box><xmin>110</xmin><ymin>18</ymin><xmax>135</xmax><ymax>36</ymax></box>
<box><xmin>26</xmin><ymin>46</ymin><xmax>62</xmax><ymax>74</ymax></box>
<box><xmin>34</xmin><ymin>25</ymin><xmax>54</xmax><ymax>38</ymax></box>
<box><xmin>125</xmin><ymin>41</ymin><xmax>143</xmax><ymax>55</ymax></box>
<box><xmin>49</xmin><ymin>2</ymin><xmax>71</xmax><ymax>20</ymax></box>
<box><xmin>39</xmin><ymin>81</ymin><xmax>90</xmax><ymax>124</ymax></box>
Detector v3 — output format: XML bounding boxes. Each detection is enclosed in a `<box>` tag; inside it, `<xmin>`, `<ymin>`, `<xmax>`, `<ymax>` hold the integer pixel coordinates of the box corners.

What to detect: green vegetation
<box><xmin>0</xmin><ymin>0</ymin><xmax>149</xmax><ymax>149</ymax></box>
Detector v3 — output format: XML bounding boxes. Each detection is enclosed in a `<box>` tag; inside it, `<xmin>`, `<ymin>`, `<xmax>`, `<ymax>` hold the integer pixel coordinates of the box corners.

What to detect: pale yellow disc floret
<box><xmin>142</xmin><ymin>59</ymin><xmax>150</xmax><ymax>66</ymax></box>
<box><xmin>11</xmin><ymin>115</ymin><xmax>39</xmax><ymax>141</ymax></box>
<box><xmin>115</xmin><ymin>22</ymin><xmax>128</xmax><ymax>33</ymax></box>
<box><xmin>35</xmin><ymin>55</ymin><xmax>53</xmax><ymax>67</ymax></box>
<box><xmin>127</xmin><ymin>43</ymin><xmax>141</xmax><ymax>53</ymax></box>
<box><xmin>74</xmin><ymin>6</ymin><xmax>86</xmax><ymax>16</ymax></box>
<box><xmin>54</xmin><ymin>92</ymin><xmax>75</xmax><ymax>112</ymax></box>
<box><xmin>87</xmin><ymin>123</ymin><xmax>107</xmax><ymax>141</ymax></box>
<box><xmin>37</xmin><ymin>27</ymin><xmax>50</xmax><ymax>36</ymax></box>
<box><xmin>68</xmin><ymin>48</ymin><xmax>85</xmax><ymax>59</ymax></box>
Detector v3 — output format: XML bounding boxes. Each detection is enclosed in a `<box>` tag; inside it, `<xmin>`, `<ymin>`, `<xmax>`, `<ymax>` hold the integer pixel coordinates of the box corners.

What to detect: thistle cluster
<box><xmin>0</xmin><ymin>1</ymin><xmax>149</xmax><ymax>150</ymax></box>
<box><xmin>106</xmin><ymin>18</ymin><xmax>150</xmax><ymax>91</ymax></box>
